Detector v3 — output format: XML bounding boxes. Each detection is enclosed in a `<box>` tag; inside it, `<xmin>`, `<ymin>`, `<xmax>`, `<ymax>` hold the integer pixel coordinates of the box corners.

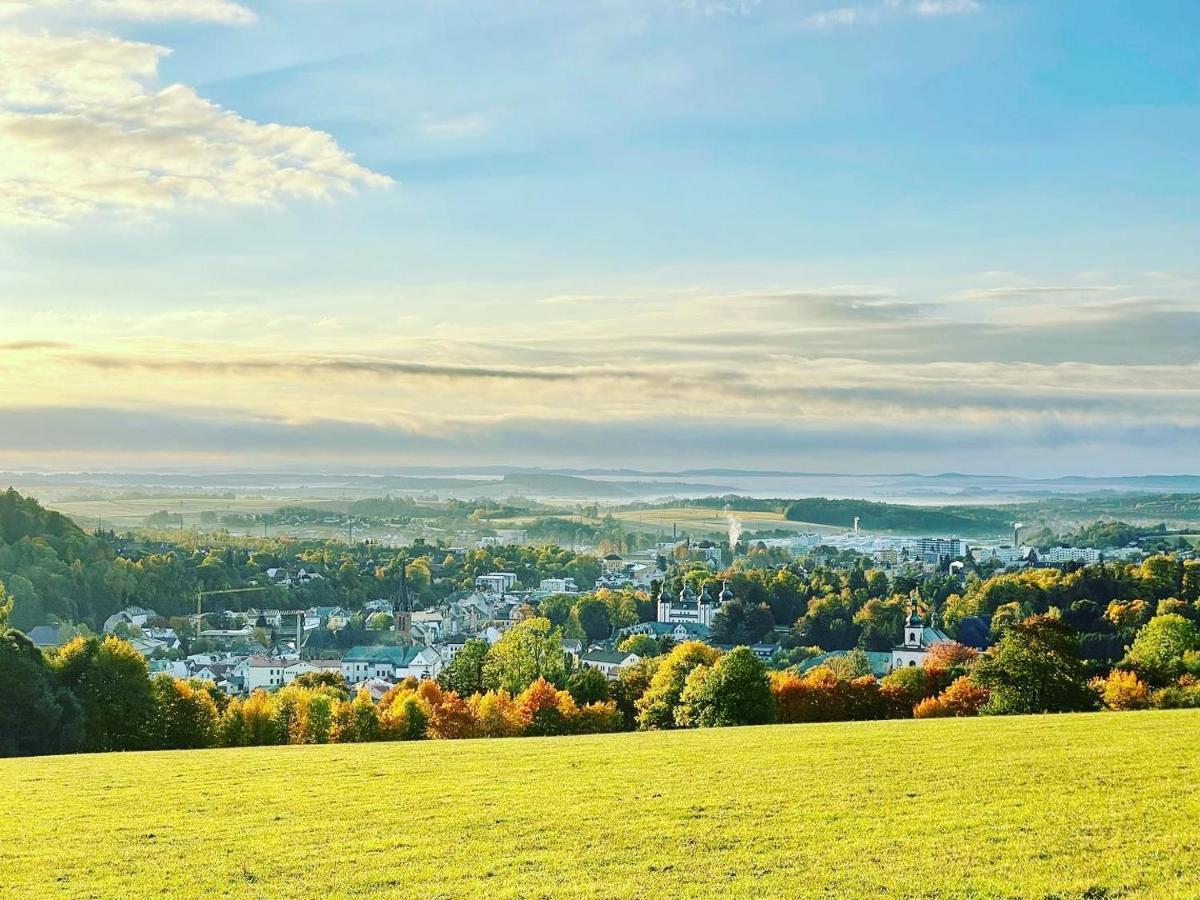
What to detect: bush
<box><xmin>913</xmin><ymin>676</ymin><xmax>989</xmax><ymax>718</ymax></box>
<box><xmin>518</xmin><ymin>677</ymin><xmax>579</xmax><ymax>736</ymax></box>
<box><xmin>1093</xmin><ymin>669</ymin><xmax>1151</xmax><ymax>711</ymax></box>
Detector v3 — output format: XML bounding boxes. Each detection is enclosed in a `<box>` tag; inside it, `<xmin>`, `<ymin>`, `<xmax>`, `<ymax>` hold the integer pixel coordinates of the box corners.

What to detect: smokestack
<box><xmin>1013</xmin><ymin>523</ymin><xmax>1024</xmax><ymax>547</ymax></box>
<box><xmin>853</xmin><ymin>516</ymin><xmax>860</xmax><ymax>536</ymax></box>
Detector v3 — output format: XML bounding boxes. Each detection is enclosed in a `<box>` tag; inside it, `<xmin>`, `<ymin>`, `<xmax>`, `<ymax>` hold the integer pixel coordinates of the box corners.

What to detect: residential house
<box><xmin>102</xmin><ymin>606</ymin><xmax>159</xmax><ymax>634</ymax></box>
<box><xmin>579</xmin><ymin>649</ymin><xmax>641</xmax><ymax>680</ymax></box>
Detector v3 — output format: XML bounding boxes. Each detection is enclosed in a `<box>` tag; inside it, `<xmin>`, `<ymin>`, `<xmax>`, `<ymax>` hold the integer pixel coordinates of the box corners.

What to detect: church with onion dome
<box><xmin>656</xmin><ymin>577</ymin><xmax>735</xmax><ymax>627</ymax></box>
<box><xmin>891</xmin><ymin>597</ymin><xmax>952</xmax><ymax>670</ymax></box>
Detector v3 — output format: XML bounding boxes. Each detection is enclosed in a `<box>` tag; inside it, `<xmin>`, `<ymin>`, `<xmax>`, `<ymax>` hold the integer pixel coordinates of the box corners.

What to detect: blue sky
<box><xmin>0</xmin><ymin>0</ymin><xmax>1197</xmax><ymax>473</ymax></box>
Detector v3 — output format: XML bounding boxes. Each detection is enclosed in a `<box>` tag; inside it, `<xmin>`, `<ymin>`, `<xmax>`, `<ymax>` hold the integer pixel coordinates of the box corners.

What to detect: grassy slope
<box><xmin>2</xmin><ymin>711</ymin><xmax>1198</xmax><ymax>899</ymax></box>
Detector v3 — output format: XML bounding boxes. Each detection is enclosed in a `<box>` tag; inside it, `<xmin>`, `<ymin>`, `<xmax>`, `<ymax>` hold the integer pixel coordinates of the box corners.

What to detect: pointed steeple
<box><xmin>719</xmin><ymin>580</ymin><xmax>734</xmax><ymax>603</ymax></box>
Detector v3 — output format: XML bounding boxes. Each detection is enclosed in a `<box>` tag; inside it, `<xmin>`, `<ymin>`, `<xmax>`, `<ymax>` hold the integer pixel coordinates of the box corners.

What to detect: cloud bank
<box><xmin>0</xmin><ymin>30</ymin><xmax>390</xmax><ymax>222</ymax></box>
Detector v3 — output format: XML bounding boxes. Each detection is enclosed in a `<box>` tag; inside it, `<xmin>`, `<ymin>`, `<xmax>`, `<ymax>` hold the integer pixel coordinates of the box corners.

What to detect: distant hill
<box><xmin>783</xmin><ymin>497</ymin><xmax>1014</xmax><ymax>536</ymax></box>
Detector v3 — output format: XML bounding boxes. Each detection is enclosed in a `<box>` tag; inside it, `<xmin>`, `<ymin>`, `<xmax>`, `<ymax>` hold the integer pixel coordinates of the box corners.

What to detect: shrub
<box><xmin>913</xmin><ymin>676</ymin><xmax>989</xmax><ymax>718</ymax></box>
<box><xmin>1094</xmin><ymin>669</ymin><xmax>1151</xmax><ymax>711</ymax></box>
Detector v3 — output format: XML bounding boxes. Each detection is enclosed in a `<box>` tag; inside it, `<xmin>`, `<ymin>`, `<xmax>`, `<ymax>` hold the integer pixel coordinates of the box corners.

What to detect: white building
<box><xmin>340</xmin><ymin>645</ymin><xmax>443</xmax><ymax>683</ymax></box>
<box><xmin>656</xmin><ymin>579</ymin><xmax>733</xmax><ymax>628</ymax></box>
<box><xmin>914</xmin><ymin>537</ymin><xmax>968</xmax><ymax>563</ymax></box>
<box><xmin>1037</xmin><ymin>546</ymin><xmax>1103</xmax><ymax>565</ymax></box>
<box><xmin>974</xmin><ymin>545</ymin><xmax>1028</xmax><ymax>565</ymax></box>
<box><xmin>475</xmin><ymin>572</ymin><xmax>518</xmax><ymax>595</ymax></box>
<box><xmin>579</xmin><ymin>649</ymin><xmax>642</xmax><ymax>680</ymax></box>
<box><xmin>891</xmin><ymin>602</ymin><xmax>953</xmax><ymax>670</ymax></box>
<box><xmin>239</xmin><ymin>655</ymin><xmax>299</xmax><ymax>692</ymax></box>
<box><xmin>102</xmin><ymin>606</ymin><xmax>159</xmax><ymax>634</ymax></box>
<box><xmin>539</xmin><ymin>577</ymin><xmax>578</xmax><ymax>593</ymax></box>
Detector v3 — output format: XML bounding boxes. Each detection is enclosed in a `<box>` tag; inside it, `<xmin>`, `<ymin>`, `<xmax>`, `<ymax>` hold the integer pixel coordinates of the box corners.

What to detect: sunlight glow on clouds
<box><xmin>0</xmin><ymin>30</ymin><xmax>390</xmax><ymax>222</ymax></box>
<box><xmin>0</xmin><ymin>0</ymin><xmax>255</xmax><ymax>24</ymax></box>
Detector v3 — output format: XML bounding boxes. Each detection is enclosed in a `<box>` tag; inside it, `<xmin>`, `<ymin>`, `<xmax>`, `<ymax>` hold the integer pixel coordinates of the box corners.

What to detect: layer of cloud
<box><xmin>0</xmin><ymin>0</ymin><xmax>255</xmax><ymax>24</ymax></box>
<box><xmin>0</xmin><ymin>31</ymin><xmax>391</xmax><ymax>222</ymax></box>
<box><xmin>803</xmin><ymin>0</ymin><xmax>980</xmax><ymax>29</ymax></box>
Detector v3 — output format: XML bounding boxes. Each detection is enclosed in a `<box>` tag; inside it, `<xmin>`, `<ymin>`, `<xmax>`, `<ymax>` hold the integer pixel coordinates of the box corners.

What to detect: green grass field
<box><xmin>2</xmin><ymin>711</ymin><xmax>1198</xmax><ymax>898</ymax></box>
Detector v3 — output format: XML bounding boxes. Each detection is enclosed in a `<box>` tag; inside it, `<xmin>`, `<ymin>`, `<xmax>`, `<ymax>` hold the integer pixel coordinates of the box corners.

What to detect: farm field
<box><xmin>37</xmin><ymin>495</ymin><xmax>304</xmax><ymax>531</ymax></box>
<box><xmin>609</xmin><ymin>506</ymin><xmax>840</xmax><ymax>538</ymax></box>
<box><xmin>2</xmin><ymin>711</ymin><xmax>1198</xmax><ymax>899</ymax></box>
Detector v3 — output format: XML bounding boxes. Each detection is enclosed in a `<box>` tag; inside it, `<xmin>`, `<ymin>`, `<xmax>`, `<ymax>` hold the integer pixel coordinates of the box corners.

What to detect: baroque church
<box><xmin>656</xmin><ymin>578</ymin><xmax>735</xmax><ymax>627</ymax></box>
<box><xmin>891</xmin><ymin>599</ymin><xmax>952</xmax><ymax>670</ymax></box>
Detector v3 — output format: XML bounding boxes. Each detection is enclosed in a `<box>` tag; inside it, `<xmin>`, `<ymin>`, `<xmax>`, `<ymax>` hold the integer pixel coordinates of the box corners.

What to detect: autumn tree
<box><xmin>51</xmin><ymin>636</ymin><xmax>157</xmax><ymax>752</ymax></box>
<box><xmin>438</xmin><ymin>638</ymin><xmax>490</xmax><ymax>697</ymax></box>
<box><xmin>674</xmin><ymin>646</ymin><xmax>775</xmax><ymax>728</ymax></box>
<box><xmin>972</xmin><ymin>614</ymin><xmax>1095</xmax><ymax>715</ymax></box>
<box><xmin>1123</xmin><ymin>614</ymin><xmax>1200</xmax><ymax>686</ymax></box>
<box><xmin>636</xmin><ymin>641</ymin><xmax>721</xmax><ymax>729</ymax></box>
<box><xmin>518</xmin><ymin>677</ymin><xmax>579</xmax><ymax>736</ymax></box>
<box><xmin>567</xmin><ymin>667</ymin><xmax>610</xmax><ymax>706</ymax></box>
<box><xmin>483</xmin><ymin>618</ymin><xmax>566</xmax><ymax>694</ymax></box>
<box><xmin>1094</xmin><ymin>669</ymin><xmax>1151</xmax><ymax>711</ymax></box>
<box><xmin>151</xmin><ymin>676</ymin><xmax>218</xmax><ymax>749</ymax></box>
<box><xmin>912</xmin><ymin>676</ymin><xmax>989</xmax><ymax>718</ymax></box>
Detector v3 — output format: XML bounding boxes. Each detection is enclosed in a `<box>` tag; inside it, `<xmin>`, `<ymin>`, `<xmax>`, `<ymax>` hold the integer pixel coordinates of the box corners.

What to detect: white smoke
<box><xmin>726</xmin><ymin>512</ymin><xmax>743</xmax><ymax>549</ymax></box>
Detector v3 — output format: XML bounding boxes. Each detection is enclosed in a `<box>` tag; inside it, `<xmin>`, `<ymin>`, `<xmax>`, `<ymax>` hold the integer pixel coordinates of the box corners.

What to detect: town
<box><xmin>32</xmin><ymin>522</ymin><xmax>1164</xmax><ymax>701</ymax></box>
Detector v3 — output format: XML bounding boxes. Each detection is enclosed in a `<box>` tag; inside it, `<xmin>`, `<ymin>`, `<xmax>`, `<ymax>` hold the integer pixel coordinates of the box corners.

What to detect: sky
<box><xmin>0</xmin><ymin>0</ymin><xmax>1197</xmax><ymax>475</ymax></box>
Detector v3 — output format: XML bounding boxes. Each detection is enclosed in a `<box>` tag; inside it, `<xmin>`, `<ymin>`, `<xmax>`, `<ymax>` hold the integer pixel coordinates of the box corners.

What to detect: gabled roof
<box><xmin>795</xmin><ymin>650</ymin><xmax>893</xmax><ymax>678</ymax></box>
<box><xmin>26</xmin><ymin>625</ymin><xmax>62</xmax><ymax>647</ymax></box>
<box><xmin>582</xmin><ymin>649</ymin><xmax>638</xmax><ymax>665</ymax></box>
<box><xmin>342</xmin><ymin>645</ymin><xmax>426</xmax><ymax>665</ymax></box>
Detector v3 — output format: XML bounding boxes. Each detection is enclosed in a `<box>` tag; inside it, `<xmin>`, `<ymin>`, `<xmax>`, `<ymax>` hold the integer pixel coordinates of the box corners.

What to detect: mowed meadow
<box><xmin>2</xmin><ymin>711</ymin><xmax>1198</xmax><ymax>899</ymax></box>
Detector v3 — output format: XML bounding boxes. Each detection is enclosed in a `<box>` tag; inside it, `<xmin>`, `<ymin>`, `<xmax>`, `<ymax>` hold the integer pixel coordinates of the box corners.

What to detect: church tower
<box><xmin>394</xmin><ymin>563</ymin><xmax>413</xmax><ymax>646</ymax></box>
<box><xmin>698</xmin><ymin>583</ymin><xmax>715</xmax><ymax>626</ymax></box>
<box><xmin>657</xmin><ymin>577</ymin><xmax>675</xmax><ymax>623</ymax></box>
<box><xmin>903</xmin><ymin>596</ymin><xmax>923</xmax><ymax>649</ymax></box>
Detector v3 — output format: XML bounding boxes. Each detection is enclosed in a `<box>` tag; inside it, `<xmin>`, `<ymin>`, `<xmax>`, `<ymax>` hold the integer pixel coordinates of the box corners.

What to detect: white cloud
<box><xmin>0</xmin><ymin>0</ymin><xmax>256</xmax><ymax>24</ymax></box>
<box><xmin>804</xmin><ymin>0</ymin><xmax>981</xmax><ymax>29</ymax></box>
<box><xmin>912</xmin><ymin>0</ymin><xmax>980</xmax><ymax>16</ymax></box>
<box><xmin>0</xmin><ymin>30</ymin><xmax>392</xmax><ymax>223</ymax></box>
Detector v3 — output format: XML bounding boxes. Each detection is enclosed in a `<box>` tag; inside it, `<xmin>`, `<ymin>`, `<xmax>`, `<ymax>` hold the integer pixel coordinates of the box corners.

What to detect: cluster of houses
<box><xmin>28</xmin><ymin>525</ymin><xmax>1144</xmax><ymax>704</ymax></box>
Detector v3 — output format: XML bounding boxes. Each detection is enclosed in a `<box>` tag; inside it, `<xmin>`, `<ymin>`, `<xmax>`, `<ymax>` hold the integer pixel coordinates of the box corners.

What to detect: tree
<box><xmin>0</xmin><ymin>619</ymin><xmax>82</xmax><ymax>757</ymax></box>
<box><xmin>151</xmin><ymin>676</ymin><xmax>218</xmax><ymax>749</ymax></box>
<box><xmin>1124</xmin><ymin>614</ymin><xmax>1200</xmax><ymax>686</ymax></box>
<box><xmin>617</xmin><ymin>633</ymin><xmax>661</xmax><ymax>658</ymax></box>
<box><xmin>636</xmin><ymin>641</ymin><xmax>721</xmax><ymax>729</ymax></box>
<box><xmin>710</xmin><ymin>600</ymin><xmax>775</xmax><ymax>646</ymax></box>
<box><xmin>518</xmin><ymin>677</ymin><xmax>578</xmax><ymax>736</ymax></box>
<box><xmin>567</xmin><ymin>667</ymin><xmax>610</xmax><ymax>706</ymax></box>
<box><xmin>483</xmin><ymin>618</ymin><xmax>566</xmax><ymax>694</ymax></box>
<box><xmin>853</xmin><ymin>597</ymin><xmax>906</xmax><ymax>651</ymax></box>
<box><xmin>292</xmin><ymin>670</ymin><xmax>350</xmax><ymax>699</ymax></box>
<box><xmin>51</xmin><ymin>636</ymin><xmax>158</xmax><ymax>752</ymax></box>
<box><xmin>468</xmin><ymin>689</ymin><xmax>526</xmax><ymax>737</ymax></box>
<box><xmin>366</xmin><ymin>612</ymin><xmax>393</xmax><ymax>631</ymax></box>
<box><xmin>573</xmin><ymin>597</ymin><xmax>613</xmax><ymax>643</ymax></box>
<box><xmin>675</xmin><ymin>646</ymin><xmax>775</xmax><ymax>728</ymax></box>
<box><xmin>438</xmin><ymin>639</ymin><xmax>489</xmax><ymax>696</ymax></box>
<box><xmin>825</xmin><ymin>648</ymin><xmax>873</xmax><ymax>681</ymax></box>
<box><xmin>332</xmin><ymin>690</ymin><xmax>381</xmax><ymax>743</ymax></box>
<box><xmin>973</xmin><ymin>614</ymin><xmax>1095</xmax><ymax>715</ymax></box>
